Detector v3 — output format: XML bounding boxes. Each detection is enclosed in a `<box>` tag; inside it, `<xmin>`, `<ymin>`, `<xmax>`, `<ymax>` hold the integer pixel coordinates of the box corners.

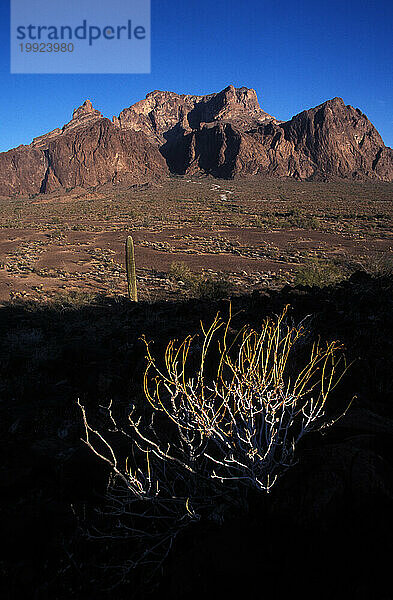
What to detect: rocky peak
<box><xmin>213</xmin><ymin>84</ymin><xmax>261</xmax><ymax>113</ymax></box>
<box><xmin>113</xmin><ymin>86</ymin><xmax>278</xmax><ymax>144</ymax></box>
<box><xmin>73</xmin><ymin>98</ymin><xmax>95</xmax><ymax>116</ymax></box>
<box><xmin>284</xmin><ymin>96</ymin><xmax>385</xmax><ymax>147</ymax></box>
<box><xmin>189</xmin><ymin>84</ymin><xmax>275</xmax><ymax>128</ymax></box>
<box><xmin>32</xmin><ymin>99</ymin><xmax>103</xmax><ymax>149</ymax></box>
<box><xmin>322</xmin><ymin>97</ymin><xmax>346</xmax><ymax>108</ymax></box>
<box><xmin>63</xmin><ymin>99</ymin><xmax>103</xmax><ymax>132</ymax></box>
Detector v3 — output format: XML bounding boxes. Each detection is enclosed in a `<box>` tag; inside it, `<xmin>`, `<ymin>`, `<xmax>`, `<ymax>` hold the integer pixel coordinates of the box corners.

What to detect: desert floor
<box><xmin>0</xmin><ymin>177</ymin><xmax>392</xmax><ymax>304</ymax></box>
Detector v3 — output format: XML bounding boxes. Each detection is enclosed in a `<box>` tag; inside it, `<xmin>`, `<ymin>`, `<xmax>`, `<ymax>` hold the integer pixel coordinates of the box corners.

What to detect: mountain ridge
<box><xmin>1</xmin><ymin>85</ymin><xmax>392</xmax><ymax>196</ymax></box>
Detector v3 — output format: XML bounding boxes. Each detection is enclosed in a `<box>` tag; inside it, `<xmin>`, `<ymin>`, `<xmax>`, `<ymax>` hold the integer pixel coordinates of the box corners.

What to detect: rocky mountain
<box><xmin>1</xmin><ymin>85</ymin><xmax>392</xmax><ymax>196</ymax></box>
<box><xmin>0</xmin><ymin>99</ymin><xmax>168</xmax><ymax>196</ymax></box>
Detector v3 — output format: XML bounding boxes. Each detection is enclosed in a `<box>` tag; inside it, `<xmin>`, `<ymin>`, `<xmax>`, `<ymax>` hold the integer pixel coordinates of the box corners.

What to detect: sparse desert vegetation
<box><xmin>0</xmin><ymin>177</ymin><xmax>392</xmax><ymax>304</ymax></box>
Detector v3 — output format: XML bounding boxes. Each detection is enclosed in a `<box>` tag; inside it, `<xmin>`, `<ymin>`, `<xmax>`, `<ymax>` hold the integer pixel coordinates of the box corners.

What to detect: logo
<box><xmin>11</xmin><ymin>0</ymin><xmax>151</xmax><ymax>74</ymax></box>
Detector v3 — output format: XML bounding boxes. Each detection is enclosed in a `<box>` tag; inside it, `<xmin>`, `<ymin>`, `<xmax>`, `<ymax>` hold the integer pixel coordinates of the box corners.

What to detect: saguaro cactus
<box><xmin>125</xmin><ymin>235</ymin><xmax>138</xmax><ymax>301</ymax></box>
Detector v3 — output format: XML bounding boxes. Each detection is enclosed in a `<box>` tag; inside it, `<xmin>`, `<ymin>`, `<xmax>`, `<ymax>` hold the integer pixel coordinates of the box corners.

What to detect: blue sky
<box><xmin>0</xmin><ymin>0</ymin><xmax>392</xmax><ymax>152</ymax></box>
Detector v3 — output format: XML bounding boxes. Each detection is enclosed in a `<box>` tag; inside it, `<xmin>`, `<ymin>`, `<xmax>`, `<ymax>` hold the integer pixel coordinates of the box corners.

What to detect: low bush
<box><xmin>169</xmin><ymin>260</ymin><xmax>194</xmax><ymax>284</ymax></box>
<box><xmin>169</xmin><ymin>261</ymin><xmax>232</xmax><ymax>299</ymax></box>
<box><xmin>287</xmin><ymin>208</ymin><xmax>320</xmax><ymax>229</ymax></box>
<box><xmin>294</xmin><ymin>257</ymin><xmax>345</xmax><ymax>287</ymax></box>
<box><xmin>362</xmin><ymin>251</ymin><xmax>393</xmax><ymax>277</ymax></box>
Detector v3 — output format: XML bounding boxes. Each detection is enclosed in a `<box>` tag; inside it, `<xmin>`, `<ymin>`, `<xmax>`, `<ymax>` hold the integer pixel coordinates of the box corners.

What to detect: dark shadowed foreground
<box><xmin>1</xmin><ymin>272</ymin><xmax>393</xmax><ymax>599</ymax></box>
